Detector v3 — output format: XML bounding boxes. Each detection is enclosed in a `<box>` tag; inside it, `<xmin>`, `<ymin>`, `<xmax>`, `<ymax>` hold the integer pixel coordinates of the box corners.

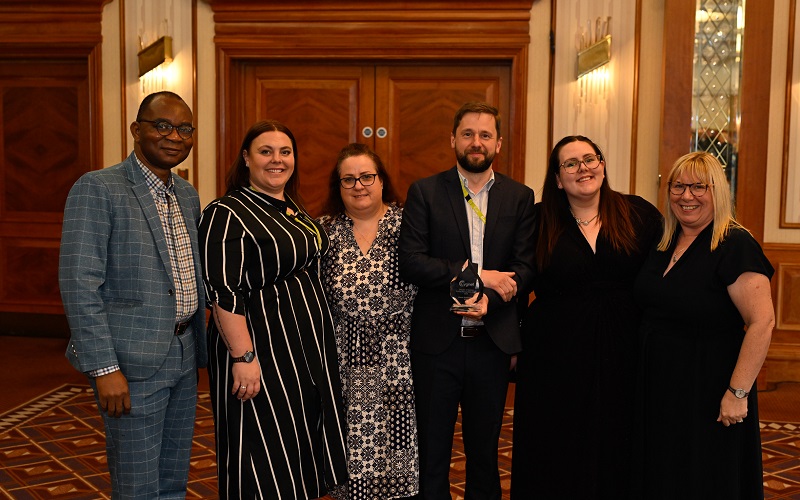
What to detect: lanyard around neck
<box><xmin>285</xmin><ymin>195</ymin><xmax>322</xmax><ymax>248</ymax></box>
<box><xmin>461</xmin><ymin>182</ymin><xmax>486</xmax><ymax>225</ymax></box>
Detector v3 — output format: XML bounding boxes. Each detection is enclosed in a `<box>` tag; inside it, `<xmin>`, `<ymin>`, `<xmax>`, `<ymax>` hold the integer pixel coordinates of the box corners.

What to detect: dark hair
<box><xmin>321</xmin><ymin>143</ymin><xmax>399</xmax><ymax>216</ymax></box>
<box><xmin>452</xmin><ymin>102</ymin><xmax>501</xmax><ymax>137</ymax></box>
<box><xmin>536</xmin><ymin>135</ymin><xmax>638</xmax><ymax>270</ymax></box>
<box><xmin>136</xmin><ymin>91</ymin><xmax>188</xmax><ymax>121</ymax></box>
<box><xmin>225</xmin><ymin>120</ymin><xmax>300</xmax><ymax>199</ymax></box>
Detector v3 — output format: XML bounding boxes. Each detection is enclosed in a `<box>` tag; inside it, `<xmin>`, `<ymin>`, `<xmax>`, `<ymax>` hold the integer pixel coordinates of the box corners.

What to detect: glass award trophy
<box><xmin>450</xmin><ymin>260</ymin><xmax>484</xmax><ymax>312</ymax></box>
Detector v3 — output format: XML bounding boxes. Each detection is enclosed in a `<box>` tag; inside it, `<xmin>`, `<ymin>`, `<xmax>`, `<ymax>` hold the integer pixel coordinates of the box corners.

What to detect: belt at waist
<box><xmin>174</xmin><ymin>321</ymin><xmax>191</xmax><ymax>336</ymax></box>
<box><xmin>460</xmin><ymin>325</ymin><xmax>486</xmax><ymax>338</ymax></box>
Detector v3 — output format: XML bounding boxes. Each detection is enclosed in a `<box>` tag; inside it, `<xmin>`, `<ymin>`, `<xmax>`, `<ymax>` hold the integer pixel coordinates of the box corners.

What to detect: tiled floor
<box><xmin>1</xmin><ymin>335</ymin><xmax>799</xmax><ymax>499</ymax></box>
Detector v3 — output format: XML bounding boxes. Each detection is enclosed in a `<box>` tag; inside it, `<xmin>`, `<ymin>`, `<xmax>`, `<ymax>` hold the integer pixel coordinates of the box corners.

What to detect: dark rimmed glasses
<box><xmin>340</xmin><ymin>173</ymin><xmax>378</xmax><ymax>189</ymax></box>
<box><xmin>559</xmin><ymin>154</ymin><xmax>603</xmax><ymax>174</ymax></box>
<box><xmin>138</xmin><ymin>119</ymin><xmax>195</xmax><ymax>140</ymax></box>
<box><xmin>668</xmin><ymin>182</ymin><xmax>712</xmax><ymax>196</ymax></box>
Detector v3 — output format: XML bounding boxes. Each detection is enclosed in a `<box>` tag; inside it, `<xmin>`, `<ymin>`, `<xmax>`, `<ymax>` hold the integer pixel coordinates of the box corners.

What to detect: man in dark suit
<box><xmin>399</xmin><ymin>102</ymin><xmax>536</xmax><ymax>499</ymax></box>
<box><xmin>59</xmin><ymin>91</ymin><xmax>207</xmax><ymax>498</ymax></box>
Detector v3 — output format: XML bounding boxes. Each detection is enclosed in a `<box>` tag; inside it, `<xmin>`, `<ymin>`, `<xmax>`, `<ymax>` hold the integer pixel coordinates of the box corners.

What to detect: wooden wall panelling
<box><xmin>736</xmin><ymin>0</ymin><xmax>774</xmax><ymax>241</ymax></box>
<box><xmin>211</xmin><ymin>0</ymin><xmax>534</xmax><ymax>212</ymax></box>
<box><xmin>0</xmin><ymin>0</ymin><xmax>109</xmax><ymax>335</ymax></box>
<box><xmin>764</xmin><ymin>244</ymin><xmax>800</xmax><ymax>383</ymax></box>
<box><xmin>657</xmin><ymin>0</ymin><xmax>695</xmax><ymax>208</ymax></box>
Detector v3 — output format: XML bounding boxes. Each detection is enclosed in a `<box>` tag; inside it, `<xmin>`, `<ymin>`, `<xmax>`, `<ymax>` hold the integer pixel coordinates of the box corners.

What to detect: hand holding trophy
<box><xmin>450</xmin><ymin>260</ymin><xmax>485</xmax><ymax>312</ymax></box>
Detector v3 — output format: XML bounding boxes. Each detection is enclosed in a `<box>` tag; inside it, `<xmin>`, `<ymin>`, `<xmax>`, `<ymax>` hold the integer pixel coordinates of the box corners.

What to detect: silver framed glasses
<box><xmin>339</xmin><ymin>173</ymin><xmax>378</xmax><ymax>189</ymax></box>
<box><xmin>668</xmin><ymin>182</ymin><xmax>712</xmax><ymax>196</ymax></box>
<box><xmin>138</xmin><ymin>119</ymin><xmax>195</xmax><ymax>140</ymax></box>
<box><xmin>559</xmin><ymin>154</ymin><xmax>603</xmax><ymax>174</ymax></box>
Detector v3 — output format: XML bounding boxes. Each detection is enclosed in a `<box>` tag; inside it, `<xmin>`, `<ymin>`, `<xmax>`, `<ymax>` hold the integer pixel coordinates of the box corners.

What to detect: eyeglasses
<box><xmin>339</xmin><ymin>173</ymin><xmax>378</xmax><ymax>189</ymax></box>
<box><xmin>138</xmin><ymin>119</ymin><xmax>195</xmax><ymax>140</ymax></box>
<box><xmin>559</xmin><ymin>154</ymin><xmax>603</xmax><ymax>174</ymax></box>
<box><xmin>668</xmin><ymin>182</ymin><xmax>712</xmax><ymax>196</ymax></box>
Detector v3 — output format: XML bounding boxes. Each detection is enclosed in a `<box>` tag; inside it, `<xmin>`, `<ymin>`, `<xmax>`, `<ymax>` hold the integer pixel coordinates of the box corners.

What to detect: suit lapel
<box><xmin>124</xmin><ymin>156</ymin><xmax>175</xmax><ymax>282</ymax></box>
<box><xmin>445</xmin><ymin>167</ymin><xmax>471</xmax><ymax>256</ymax></box>
<box><xmin>173</xmin><ymin>181</ymin><xmax>203</xmax><ymax>282</ymax></box>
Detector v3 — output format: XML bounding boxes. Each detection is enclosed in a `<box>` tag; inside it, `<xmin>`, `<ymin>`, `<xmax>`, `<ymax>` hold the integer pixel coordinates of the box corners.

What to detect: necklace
<box><xmin>569</xmin><ymin>207</ymin><xmax>599</xmax><ymax>226</ymax></box>
<box><xmin>672</xmin><ymin>246</ymin><xmax>687</xmax><ymax>263</ymax></box>
<box><xmin>349</xmin><ymin>205</ymin><xmax>387</xmax><ymax>250</ymax></box>
<box><xmin>353</xmin><ymin>224</ymin><xmax>376</xmax><ymax>245</ymax></box>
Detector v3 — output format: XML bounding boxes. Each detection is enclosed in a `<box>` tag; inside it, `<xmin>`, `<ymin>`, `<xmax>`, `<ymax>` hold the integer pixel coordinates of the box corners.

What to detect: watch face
<box><xmin>243</xmin><ymin>351</ymin><xmax>255</xmax><ymax>363</ymax></box>
<box><xmin>735</xmin><ymin>389</ymin><xmax>747</xmax><ymax>399</ymax></box>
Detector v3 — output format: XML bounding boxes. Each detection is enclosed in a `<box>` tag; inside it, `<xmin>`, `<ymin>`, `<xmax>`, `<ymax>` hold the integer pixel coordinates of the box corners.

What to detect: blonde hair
<box><xmin>657</xmin><ymin>151</ymin><xmax>747</xmax><ymax>252</ymax></box>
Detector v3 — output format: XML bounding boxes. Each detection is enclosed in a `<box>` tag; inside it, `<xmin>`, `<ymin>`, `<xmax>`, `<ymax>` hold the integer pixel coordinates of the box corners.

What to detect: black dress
<box><xmin>511</xmin><ymin>195</ymin><xmax>662</xmax><ymax>499</ymax></box>
<box><xmin>631</xmin><ymin>224</ymin><xmax>774</xmax><ymax>500</ymax></box>
<box><xmin>199</xmin><ymin>188</ymin><xmax>348</xmax><ymax>499</ymax></box>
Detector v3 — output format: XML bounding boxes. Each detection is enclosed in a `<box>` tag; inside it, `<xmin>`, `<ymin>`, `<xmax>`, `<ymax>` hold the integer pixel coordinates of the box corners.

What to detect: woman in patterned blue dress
<box><xmin>319</xmin><ymin>143</ymin><xmax>420</xmax><ymax>500</ymax></box>
<box><xmin>199</xmin><ymin>120</ymin><xmax>348</xmax><ymax>499</ymax></box>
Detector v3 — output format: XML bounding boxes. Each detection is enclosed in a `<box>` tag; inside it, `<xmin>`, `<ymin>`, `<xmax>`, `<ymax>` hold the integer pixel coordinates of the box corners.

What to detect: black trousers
<box><xmin>411</xmin><ymin>333</ymin><xmax>511</xmax><ymax>500</ymax></box>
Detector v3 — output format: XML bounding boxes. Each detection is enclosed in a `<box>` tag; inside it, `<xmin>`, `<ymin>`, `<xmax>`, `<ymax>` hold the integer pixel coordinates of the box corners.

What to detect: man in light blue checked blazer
<box><xmin>59</xmin><ymin>91</ymin><xmax>207</xmax><ymax>499</ymax></box>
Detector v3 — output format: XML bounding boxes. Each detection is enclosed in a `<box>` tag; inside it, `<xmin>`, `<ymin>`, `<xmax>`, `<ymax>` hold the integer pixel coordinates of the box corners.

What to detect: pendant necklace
<box><xmin>350</xmin><ymin>205</ymin><xmax>386</xmax><ymax>250</ymax></box>
<box><xmin>569</xmin><ymin>207</ymin><xmax>598</xmax><ymax>227</ymax></box>
<box><xmin>672</xmin><ymin>247</ymin><xmax>687</xmax><ymax>263</ymax></box>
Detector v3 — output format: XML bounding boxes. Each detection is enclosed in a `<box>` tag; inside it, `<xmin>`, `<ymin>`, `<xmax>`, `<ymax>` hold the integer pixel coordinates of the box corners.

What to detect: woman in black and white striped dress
<box><xmin>199</xmin><ymin>120</ymin><xmax>348</xmax><ymax>499</ymax></box>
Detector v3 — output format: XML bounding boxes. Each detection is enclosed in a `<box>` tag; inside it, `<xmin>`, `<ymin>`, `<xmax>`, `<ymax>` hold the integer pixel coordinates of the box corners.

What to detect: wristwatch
<box><xmin>728</xmin><ymin>386</ymin><xmax>749</xmax><ymax>399</ymax></box>
<box><xmin>231</xmin><ymin>350</ymin><xmax>255</xmax><ymax>363</ymax></box>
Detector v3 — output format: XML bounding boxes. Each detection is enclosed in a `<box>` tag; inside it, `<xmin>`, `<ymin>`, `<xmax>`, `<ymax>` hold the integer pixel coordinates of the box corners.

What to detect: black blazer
<box><xmin>399</xmin><ymin>166</ymin><xmax>536</xmax><ymax>355</ymax></box>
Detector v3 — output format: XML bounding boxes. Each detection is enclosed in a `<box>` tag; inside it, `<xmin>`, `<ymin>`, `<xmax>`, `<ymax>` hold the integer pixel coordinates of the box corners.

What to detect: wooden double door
<box><xmin>227</xmin><ymin>61</ymin><xmax>513</xmax><ymax>217</ymax></box>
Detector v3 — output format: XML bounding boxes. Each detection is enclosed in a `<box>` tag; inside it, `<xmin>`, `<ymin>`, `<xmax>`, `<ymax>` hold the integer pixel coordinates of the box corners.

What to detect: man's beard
<box><xmin>456</xmin><ymin>148</ymin><xmax>494</xmax><ymax>173</ymax></box>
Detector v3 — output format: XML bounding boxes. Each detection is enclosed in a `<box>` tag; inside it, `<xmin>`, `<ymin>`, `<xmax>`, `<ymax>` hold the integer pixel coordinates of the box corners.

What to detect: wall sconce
<box><xmin>576</xmin><ymin>17</ymin><xmax>612</xmax><ymax>103</ymax></box>
<box><xmin>138</xmin><ymin>35</ymin><xmax>172</xmax><ymax>78</ymax></box>
<box><xmin>577</xmin><ymin>34</ymin><xmax>611</xmax><ymax>79</ymax></box>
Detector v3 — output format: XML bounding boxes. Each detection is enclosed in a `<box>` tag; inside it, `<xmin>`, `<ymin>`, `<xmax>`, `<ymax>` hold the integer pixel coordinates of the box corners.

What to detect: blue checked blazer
<box><xmin>59</xmin><ymin>152</ymin><xmax>208</xmax><ymax>380</ymax></box>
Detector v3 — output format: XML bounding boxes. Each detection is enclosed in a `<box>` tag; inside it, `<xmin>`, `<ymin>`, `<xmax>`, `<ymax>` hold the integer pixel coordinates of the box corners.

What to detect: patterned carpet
<box><xmin>0</xmin><ymin>384</ymin><xmax>796</xmax><ymax>499</ymax></box>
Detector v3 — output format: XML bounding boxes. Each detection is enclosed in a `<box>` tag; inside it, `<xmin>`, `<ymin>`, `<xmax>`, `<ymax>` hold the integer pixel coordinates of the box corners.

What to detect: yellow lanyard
<box><xmin>461</xmin><ymin>182</ymin><xmax>486</xmax><ymax>225</ymax></box>
<box><xmin>285</xmin><ymin>196</ymin><xmax>323</xmax><ymax>248</ymax></box>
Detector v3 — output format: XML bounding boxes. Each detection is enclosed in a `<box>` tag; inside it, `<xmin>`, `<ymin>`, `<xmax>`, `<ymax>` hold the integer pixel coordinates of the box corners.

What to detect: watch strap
<box><xmin>728</xmin><ymin>385</ymin><xmax>749</xmax><ymax>398</ymax></box>
<box><xmin>231</xmin><ymin>350</ymin><xmax>255</xmax><ymax>363</ymax></box>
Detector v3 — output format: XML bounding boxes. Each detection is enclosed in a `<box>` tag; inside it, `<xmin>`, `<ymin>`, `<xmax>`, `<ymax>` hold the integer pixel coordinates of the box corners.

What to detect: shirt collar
<box><xmin>457</xmin><ymin>169</ymin><xmax>495</xmax><ymax>195</ymax></box>
<box><xmin>134</xmin><ymin>154</ymin><xmax>174</xmax><ymax>192</ymax></box>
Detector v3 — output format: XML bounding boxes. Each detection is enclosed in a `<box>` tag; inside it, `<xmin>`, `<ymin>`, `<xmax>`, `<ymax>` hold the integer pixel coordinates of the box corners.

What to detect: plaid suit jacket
<box><xmin>59</xmin><ymin>152</ymin><xmax>207</xmax><ymax>380</ymax></box>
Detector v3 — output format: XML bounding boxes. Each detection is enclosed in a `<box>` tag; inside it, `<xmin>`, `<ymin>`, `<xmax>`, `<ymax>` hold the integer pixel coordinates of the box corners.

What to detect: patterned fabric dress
<box><xmin>319</xmin><ymin>204</ymin><xmax>420</xmax><ymax>500</ymax></box>
<box><xmin>199</xmin><ymin>187</ymin><xmax>348</xmax><ymax>499</ymax></box>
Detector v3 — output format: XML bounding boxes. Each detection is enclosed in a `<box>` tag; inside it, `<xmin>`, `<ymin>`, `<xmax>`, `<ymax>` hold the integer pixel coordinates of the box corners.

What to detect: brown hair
<box><xmin>225</xmin><ymin>120</ymin><xmax>300</xmax><ymax>201</ymax></box>
<box><xmin>536</xmin><ymin>135</ymin><xmax>639</xmax><ymax>270</ymax></box>
<box><xmin>452</xmin><ymin>102</ymin><xmax>501</xmax><ymax>137</ymax></box>
<box><xmin>321</xmin><ymin>143</ymin><xmax>399</xmax><ymax>216</ymax></box>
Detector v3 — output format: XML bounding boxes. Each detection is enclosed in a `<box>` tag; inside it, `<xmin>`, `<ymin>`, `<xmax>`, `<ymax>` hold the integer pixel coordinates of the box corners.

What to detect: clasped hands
<box><xmin>481</xmin><ymin>269</ymin><xmax>517</xmax><ymax>302</ymax></box>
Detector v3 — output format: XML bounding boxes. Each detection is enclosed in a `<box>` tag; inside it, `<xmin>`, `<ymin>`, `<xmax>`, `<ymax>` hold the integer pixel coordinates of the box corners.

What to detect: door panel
<box><xmin>238</xmin><ymin>62</ymin><xmax>512</xmax><ymax>217</ymax></box>
<box><xmin>0</xmin><ymin>60</ymin><xmax>91</xmax><ymax>315</ymax></box>
<box><xmin>245</xmin><ymin>64</ymin><xmax>375</xmax><ymax>216</ymax></box>
<box><xmin>377</xmin><ymin>64</ymin><xmax>511</xmax><ymax>201</ymax></box>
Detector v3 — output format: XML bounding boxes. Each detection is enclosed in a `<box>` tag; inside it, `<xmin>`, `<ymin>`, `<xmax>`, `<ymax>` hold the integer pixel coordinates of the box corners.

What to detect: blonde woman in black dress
<box><xmin>632</xmin><ymin>152</ymin><xmax>774</xmax><ymax>499</ymax></box>
<box><xmin>199</xmin><ymin>120</ymin><xmax>348</xmax><ymax>499</ymax></box>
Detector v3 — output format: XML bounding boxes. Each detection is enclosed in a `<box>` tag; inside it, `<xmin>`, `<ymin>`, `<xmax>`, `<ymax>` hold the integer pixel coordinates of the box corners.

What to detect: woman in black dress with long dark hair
<box><xmin>511</xmin><ymin>136</ymin><xmax>661</xmax><ymax>499</ymax></box>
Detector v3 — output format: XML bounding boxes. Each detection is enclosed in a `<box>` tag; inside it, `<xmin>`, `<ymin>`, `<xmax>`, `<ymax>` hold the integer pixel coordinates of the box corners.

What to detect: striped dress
<box><xmin>199</xmin><ymin>187</ymin><xmax>348</xmax><ymax>499</ymax></box>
